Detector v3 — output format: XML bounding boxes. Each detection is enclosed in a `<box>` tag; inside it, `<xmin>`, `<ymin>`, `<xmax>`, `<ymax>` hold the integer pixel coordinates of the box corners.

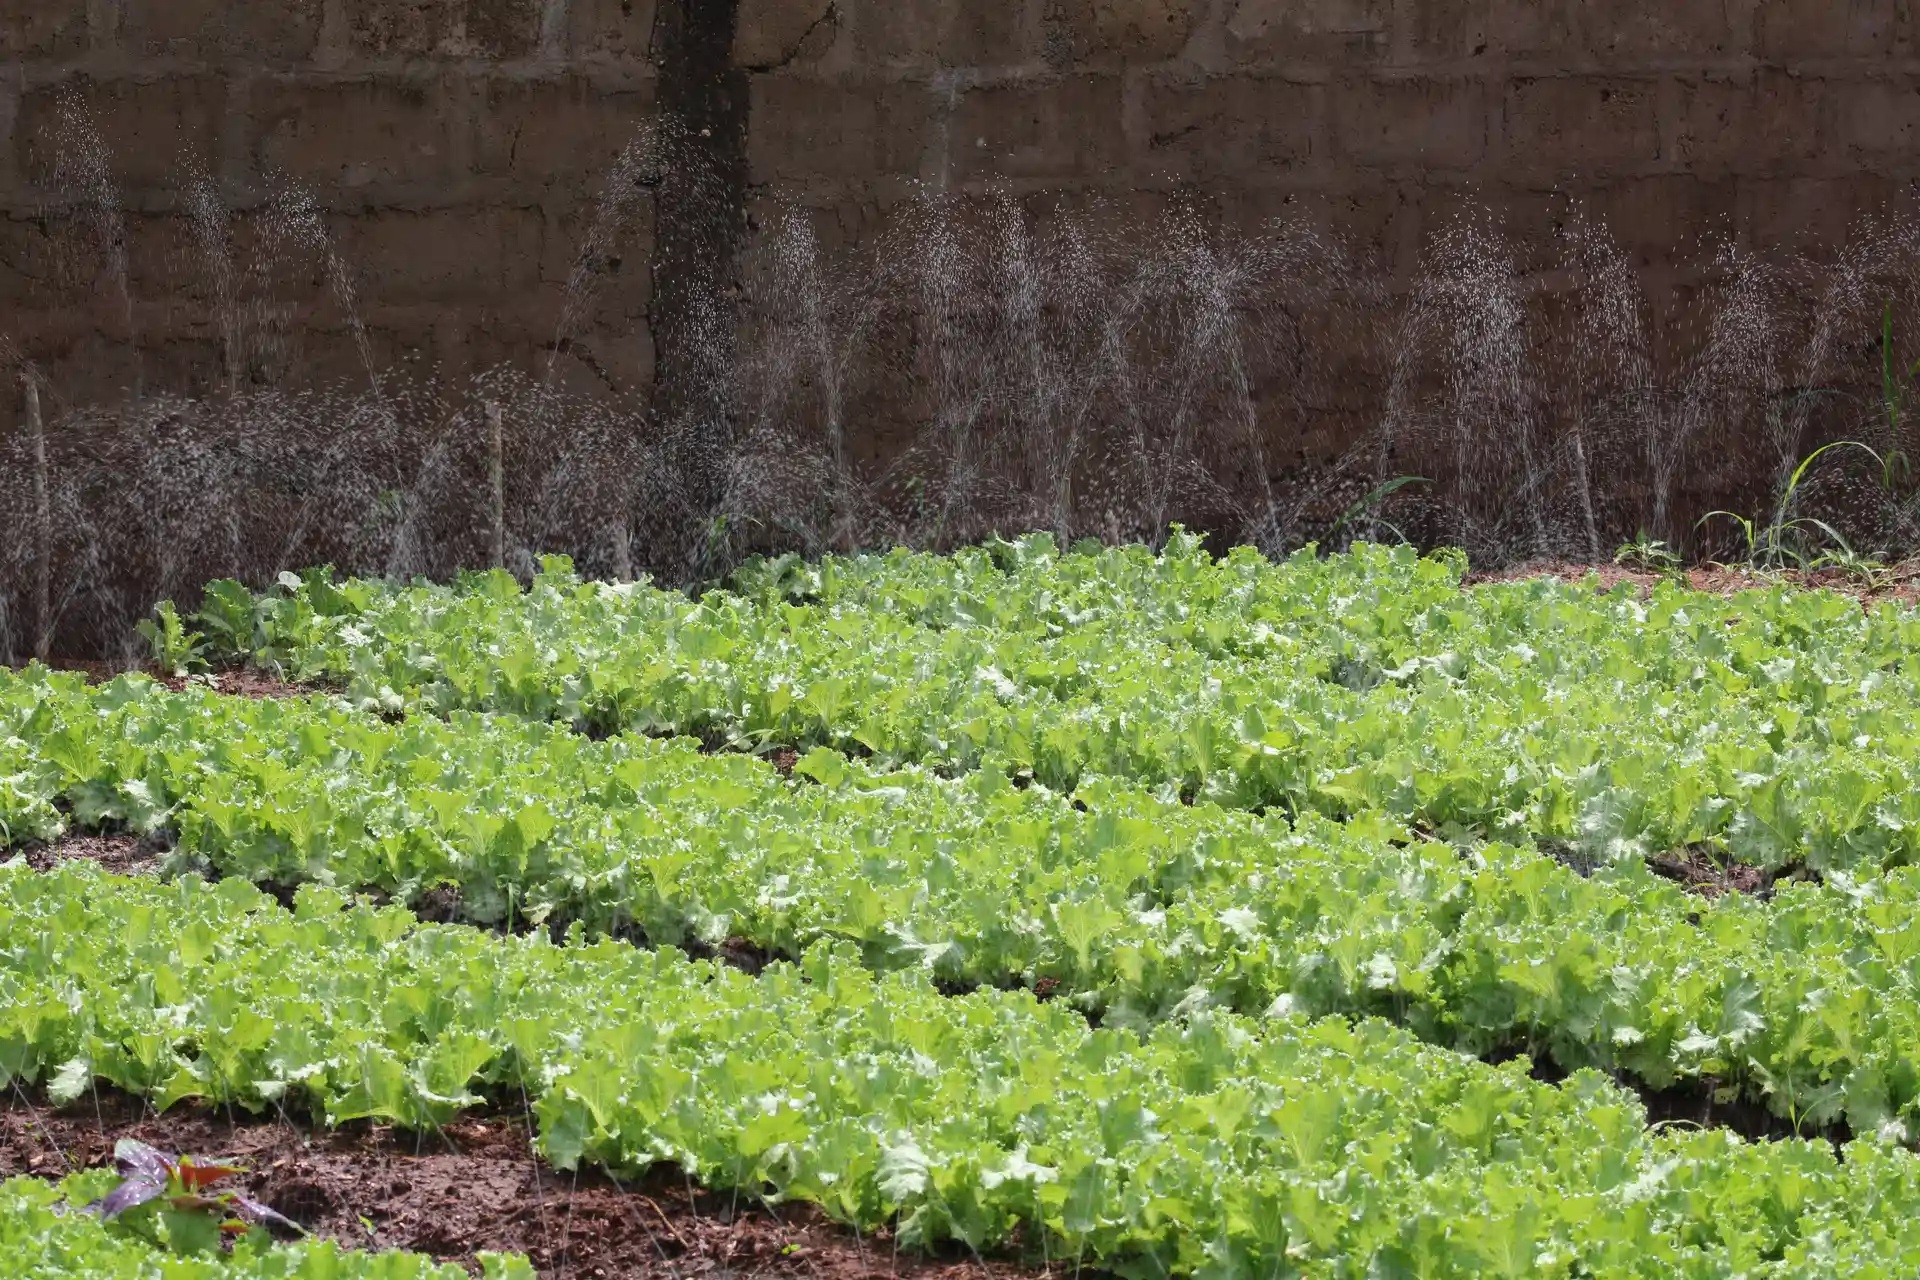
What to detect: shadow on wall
<box><xmin>7</xmin><ymin>96</ymin><xmax>1920</xmax><ymax>660</ymax></box>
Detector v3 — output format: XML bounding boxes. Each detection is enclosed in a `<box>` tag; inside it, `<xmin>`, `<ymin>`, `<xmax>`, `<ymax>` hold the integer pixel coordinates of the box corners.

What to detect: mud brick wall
<box><xmin>1</xmin><ymin>0</ymin><xmax>1916</xmax><ymax>418</ymax></box>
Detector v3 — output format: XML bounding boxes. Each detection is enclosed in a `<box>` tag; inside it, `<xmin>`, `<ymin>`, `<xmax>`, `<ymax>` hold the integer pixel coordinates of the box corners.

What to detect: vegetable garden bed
<box><xmin>8</xmin><ymin>538</ymin><xmax>1920</xmax><ymax>1276</ymax></box>
<box><xmin>1464</xmin><ymin>557</ymin><xmax>1920</xmax><ymax>606</ymax></box>
<box><xmin>0</xmin><ymin>1087</ymin><xmax>1037</xmax><ymax>1280</ymax></box>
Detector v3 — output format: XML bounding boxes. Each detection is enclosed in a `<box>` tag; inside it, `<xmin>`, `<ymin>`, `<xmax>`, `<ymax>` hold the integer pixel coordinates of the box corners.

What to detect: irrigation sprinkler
<box><xmin>609</xmin><ymin>520</ymin><xmax>633</xmax><ymax>582</ymax></box>
<box><xmin>486</xmin><ymin>401</ymin><xmax>506</xmax><ymax>570</ymax></box>
<box><xmin>1569</xmin><ymin>426</ymin><xmax>1601</xmax><ymax>562</ymax></box>
<box><xmin>24</xmin><ymin>375</ymin><xmax>50</xmax><ymax>661</ymax></box>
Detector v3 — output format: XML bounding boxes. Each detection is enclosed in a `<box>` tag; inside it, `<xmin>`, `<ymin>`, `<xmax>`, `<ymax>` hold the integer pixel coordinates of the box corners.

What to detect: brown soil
<box><xmin>1647</xmin><ymin>845</ymin><xmax>1777</xmax><ymax>900</ymax></box>
<box><xmin>175</xmin><ymin>668</ymin><xmax>319</xmax><ymax>700</ymax></box>
<box><xmin>1632</xmin><ymin>1075</ymin><xmax>1850</xmax><ymax>1146</ymax></box>
<box><xmin>1467</xmin><ymin>559</ymin><xmax>1920</xmax><ymax>607</ymax></box>
<box><xmin>0</xmin><ymin>1090</ymin><xmax>1068</xmax><ymax>1280</ymax></box>
<box><xmin>16</xmin><ymin>833</ymin><xmax>163</xmax><ymax>876</ymax></box>
<box><xmin>1487</xmin><ymin>1045</ymin><xmax>1851</xmax><ymax>1147</ymax></box>
<box><xmin>17</xmin><ymin>658</ymin><xmax>314</xmax><ymax>700</ymax></box>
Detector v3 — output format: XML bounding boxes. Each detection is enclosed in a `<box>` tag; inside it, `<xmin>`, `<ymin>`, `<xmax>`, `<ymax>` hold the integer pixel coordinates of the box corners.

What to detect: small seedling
<box><xmin>136</xmin><ymin>602</ymin><xmax>209</xmax><ymax>677</ymax></box>
<box><xmin>1329</xmin><ymin>475</ymin><xmax>1429</xmax><ymax>549</ymax></box>
<box><xmin>1614</xmin><ymin>533</ymin><xmax>1683</xmax><ymax>578</ymax></box>
<box><xmin>1697</xmin><ymin>440</ymin><xmax>1887</xmax><ymax>572</ymax></box>
<box><xmin>1884</xmin><ymin>302</ymin><xmax>1920</xmax><ymax>442</ymax></box>
<box><xmin>1811</xmin><ymin>543</ymin><xmax>1890</xmax><ymax>590</ymax></box>
<box><xmin>86</xmin><ymin>1138</ymin><xmax>301</xmax><ymax>1255</ymax></box>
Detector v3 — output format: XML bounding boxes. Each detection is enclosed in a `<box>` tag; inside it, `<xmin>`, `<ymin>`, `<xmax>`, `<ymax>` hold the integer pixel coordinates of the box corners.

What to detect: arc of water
<box><xmin>184</xmin><ymin>167</ymin><xmax>243</xmax><ymax>396</ymax></box>
<box><xmin>1770</xmin><ymin>217</ymin><xmax>1916</xmax><ymax>553</ymax></box>
<box><xmin>1150</xmin><ymin>222</ymin><xmax>1281</xmax><ymax>546</ymax></box>
<box><xmin>241</xmin><ymin>185</ymin><xmax>408</xmax><ymax>578</ymax></box>
<box><xmin>1563</xmin><ymin>209</ymin><xmax>1652</xmax><ymax>557</ymax></box>
<box><xmin>767</xmin><ymin>205</ymin><xmax>857</xmax><ymax>543</ymax></box>
<box><xmin>52</xmin><ymin>93</ymin><xmax>139</xmax><ymax>398</ymax></box>
<box><xmin>271</xmin><ymin>186</ymin><xmax>389</xmax><ymax>421</ymax></box>
<box><xmin>1101</xmin><ymin>262</ymin><xmax>1156</xmax><ymax>546</ymax></box>
<box><xmin>914</xmin><ymin>200</ymin><xmax>987</xmax><ymax>544</ymax></box>
<box><xmin>1147</xmin><ymin>234</ymin><xmax>1217</xmax><ymax>540</ymax></box>
<box><xmin>990</xmin><ymin>195</ymin><xmax>1057</xmax><ymax>503</ymax></box>
<box><xmin>1486</xmin><ymin>268</ymin><xmax>1550</xmax><ymax>559</ymax></box>
<box><xmin>805</xmin><ymin>217</ymin><xmax>899</xmax><ymax>548</ymax></box>
<box><xmin>548</xmin><ymin>122</ymin><xmax>666</xmax><ymax>391</ymax></box>
<box><xmin>1373</xmin><ymin>270</ymin><xmax>1432</xmax><ymax>549</ymax></box>
<box><xmin>1677</xmin><ymin>244</ymin><xmax>1785</xmax><ymax>558</ymax></box>
<box><xmin>1447</xmin><ymin>217</ymin><xmax>1549</xmax><ymax>560</ymax></box>
<box><xmin>1213</xmin><ymin>266</ymin><xmax>1283</xmax><ymax>552</ymax></box>
<box><xmin>1045</xmin><ymin>219</ymin><xmax>1132</xmax><ymax>542</ymax></box>
<box><xmin>487</xmin><ymin>401</ymin><xmax>507</xmax><ymax>569</ymax></box>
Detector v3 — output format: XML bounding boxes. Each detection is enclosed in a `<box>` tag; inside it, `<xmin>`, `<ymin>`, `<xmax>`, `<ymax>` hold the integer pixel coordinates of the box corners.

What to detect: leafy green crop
<box><xmin>10</xmin><ymin>667</ymin><xmax>1920</xmax><ymax>1133</ymax></box>
<box><xmin>158</xmin><ymin>538</ymin><xmax>1920</xmax><ymax>874</ymax></box>
<box><xmin>13</xmin><ymin>864</ymin><xmax>1920</xmax><ymax>1276</ymax></box>
<box><xmin>33</xmin><ymin>535</ymin><xmax>1920</xmax><ymax>1273</ymax></box>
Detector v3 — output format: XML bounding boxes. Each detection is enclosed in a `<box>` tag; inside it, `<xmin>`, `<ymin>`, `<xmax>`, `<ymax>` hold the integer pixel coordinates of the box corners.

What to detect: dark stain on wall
<box><xmin>650</xmin><ymin>0</ymin><xmax>750</xmax><ymax>518</ymax></box>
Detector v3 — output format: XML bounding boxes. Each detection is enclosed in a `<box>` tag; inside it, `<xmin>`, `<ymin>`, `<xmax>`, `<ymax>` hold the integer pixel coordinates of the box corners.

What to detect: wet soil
<box><xmin>1500</xmin><ymin>1049</ymin><xmax>1853</xmax><ymax>1148</ymax></box>
<box><xmin>678</xmin><ymin>934</ymin><xmax>778</xmax><ymax>977</ymax></box>
<box><xmin>173</xmin><ymin>668</ymin><xmax>319</xmax><ymax>700</ymax></box>
<box><xmin>15</xmin><ymin>658</ymin><xmax>316</xmax><ymax>700</ymax></box>
<box><xmin>0</xmin><ymin>1089</ymin><xmax>1066</xmax><ymax>1280</ymax></box>
<box><xmin>1646</xmin><ymin>844</ymin><xmax>1812</xmax><ymax>900</ymax></box>
<box><xmin>1467</xmin><ymin>559</ymin><xmax>1920</xmax><ymax>607</ymax></box>
<box><xmin>15</xmin><ymin>833</ymin><xmax>163</xmax><ymax>876</ymax></box>
<box><xmin>1632</xmin><ymin>1076</ymin><xmax>1851</xmax><ymax>1147</ymax></box>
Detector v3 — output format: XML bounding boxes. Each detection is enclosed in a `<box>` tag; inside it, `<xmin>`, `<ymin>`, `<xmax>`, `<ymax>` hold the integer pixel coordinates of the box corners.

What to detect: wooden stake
<box><xmin>26</xmin><ymin>377</ymin><xmax>50</xmax><ymax>661</ymax></box>
<box><xmin>486</xmin><ymin>401</ymin><xmax>506</xmax><ymax>570</ymax></box>
<box><xmin>609</xmin><ymin>520</ymin><xmax>633</xmax><ymax>582</ymax></box>
<box><xmin>1570</xmin><ymin>425</ymin><xmax>1601</xmax><ymax>562</ymax></box>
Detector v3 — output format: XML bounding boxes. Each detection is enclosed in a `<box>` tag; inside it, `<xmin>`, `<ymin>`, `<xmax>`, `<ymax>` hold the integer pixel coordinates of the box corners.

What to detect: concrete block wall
<box><xmin>3</xmin><ymin>0</ymin><xmax>1917</xmax><ymax>415</ymax></box>
<box><xmin>747</xmin><ymin>0</ymin><xmax>1920</xmax><ymax>271</ymax></box>
<box><xmin>0</xmin><ymin>0</ymin><xmax>664</xmax><ymax>404</ymax></box>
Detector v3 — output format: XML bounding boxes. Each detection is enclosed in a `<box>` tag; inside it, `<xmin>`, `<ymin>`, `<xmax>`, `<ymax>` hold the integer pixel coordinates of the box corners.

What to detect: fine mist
<box><xmin>7</xmin><ymin>100</ymin><xmax>1920</xmax><ymax>660</ymax></box>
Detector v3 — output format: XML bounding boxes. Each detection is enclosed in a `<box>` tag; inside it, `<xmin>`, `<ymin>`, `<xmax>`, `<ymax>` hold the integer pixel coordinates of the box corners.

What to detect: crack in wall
<box><xmin>738</xmin><ymin>1</ymin><xmax>838</xmax><ymax>73</ymax></box>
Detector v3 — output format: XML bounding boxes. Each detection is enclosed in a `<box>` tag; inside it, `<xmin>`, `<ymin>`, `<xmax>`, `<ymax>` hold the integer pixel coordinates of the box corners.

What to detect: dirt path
<box><xmin>0</xmin><ymin>1089</ymin><xmax>1069</xmax><ymax>1280</ymax></box>
<box><xmin>1466</xmin><ymin>558</ymin><xmax>1920</xmax><ymax>607</ymax></box>
<box><xmin>23</xmin><ymin>659</ymin><xmax>317</xmax><ymax>699</ymax></box>
<box><xmin>15</xmin><ymin>833</ymin><xmax>163</xmax><ymax>876</ymax></box>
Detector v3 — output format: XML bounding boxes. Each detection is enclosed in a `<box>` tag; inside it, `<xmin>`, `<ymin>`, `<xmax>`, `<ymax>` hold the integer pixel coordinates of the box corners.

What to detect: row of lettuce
<box><xmin>7</xmin><ymin>862</ymin><xmax>1920</xmax><ymax>1277</ymax></box>
<box><xmin>156</xmin><ymin>538</ymin><xmax>1920</xmax><ymax>872</ymax></box>
<box><xmin>5</xmin><ymin>668</ymin><xmax>1920</xmax><ymax>1138</ymax></box>
<box><xmin>13</xmin><ymin>537</ymin><xmax>1920</xmax><ymax>1273</ymax></box>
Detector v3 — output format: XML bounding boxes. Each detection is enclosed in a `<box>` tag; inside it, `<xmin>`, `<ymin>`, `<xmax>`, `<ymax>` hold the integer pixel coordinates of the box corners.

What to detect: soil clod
<box><xmin>16</xmin><ymin>659</ymin><xmax>315</xmax><ymax>700</ymax></box>
<box><xmin>1647</xmin><ymin>845</ymin><xmax>1775</xmax><ymax>899</ymax></box>
<box><xmin>16</xmin><ymin>833</ymin><xmax>163</xmax><ymax>876</ymax></box>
